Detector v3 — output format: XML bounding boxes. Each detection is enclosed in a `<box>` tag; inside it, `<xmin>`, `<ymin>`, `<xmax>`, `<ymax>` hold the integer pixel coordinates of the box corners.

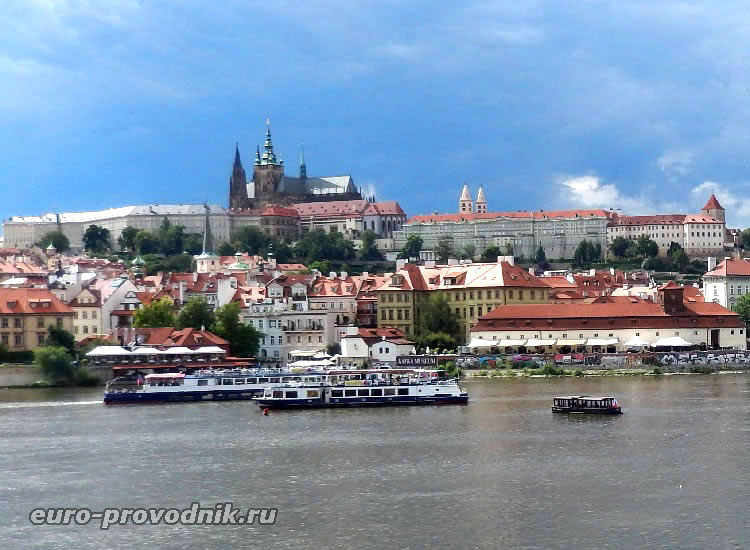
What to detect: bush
<box><xmin>477</xmin><ymin>370</ymin><xmax>487</xmax><ymax>377</ymax></box>
<box><xmin>690</xmin><ymin>365</ymin><xmax>713</xmax><ymax>374</ymax></box>
<box><xmin>73</xmin><ymin>368</ymin><xmax>100</xmax><ymax>387</ymax></box>
<box><xmin>540</xmin><ymin>364</ymin><xmax>566</xmax><ymax>376</ymax></box>
<box><xmin>0</xmin><ymin>349</ymin><xmax>34</xmax><ymax>364</ymax></box>
<box><xmin>574</xmin><ymin>368</ymin><xmax>584</xmax><ymax>377</ymax></box>
<box><xmin>652</xmin><ymin>367</ymin><xmax>664</xmax><ymax>375</ymax></box>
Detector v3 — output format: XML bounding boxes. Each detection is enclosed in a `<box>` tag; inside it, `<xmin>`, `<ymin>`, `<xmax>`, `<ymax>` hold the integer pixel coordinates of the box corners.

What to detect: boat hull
<box><xmin>551</xmin><ymin>407</ymin><xmax>622</xmax><ymax>415</ymax></box>
<box><xmin>103</xmin><ymin>388</ymin><xmax>264</xmax><ymax>405</ymax></box>
<box><xmin>255</xmin><ymin>394</ymin><xmax>469</xmax><ymax>409</ymax></box>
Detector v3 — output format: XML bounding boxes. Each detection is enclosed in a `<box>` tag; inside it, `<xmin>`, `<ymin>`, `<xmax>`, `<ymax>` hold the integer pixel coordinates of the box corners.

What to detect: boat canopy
<box><xmin>623</xmin><ymin>336</ymin><xmax>651</xmax><ymax>348</ymax></box>
<box><xmin>289</xmin><ymin>359</ymin><xmax>334</xmax><ymax>367</ymax></box>
<box><xmin>164</xmin><ymin>346</ymin><xmax>196</xmax><ymax>355</ymax></box>
<box><xmin>145</xmin><ymin>373</ymin><xmax>185</xmax><ymax>379</ymax></box>
<box><xmin>130</xmin><ymin>347</ymin><xmax>165</xmax><ymax>355</ymax></box>
<box><xmin>652</xmin><ymin>336</ymin><xmax>692</xmax><ymax>348</ymax></box>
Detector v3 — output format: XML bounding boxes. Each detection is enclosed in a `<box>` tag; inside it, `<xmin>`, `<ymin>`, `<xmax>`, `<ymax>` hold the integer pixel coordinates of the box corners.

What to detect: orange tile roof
<box><xmin>0</xmin><ymin>288</ymin><xmax>73</xmax><ymax>314</ymax></box>
<box><xmin>705</xmin><ymin>258</ymin><xmax>750</xmax><ymax>277</ymax></box>
<box><xmin>408</xmin><ymin>209</ymin><xmax>613</xmax><ymax>224</ymax></box>
<box><xmin>703</xmin><ymin>193</ymin><xmax>724</xmax><ymax>210</ymax></box>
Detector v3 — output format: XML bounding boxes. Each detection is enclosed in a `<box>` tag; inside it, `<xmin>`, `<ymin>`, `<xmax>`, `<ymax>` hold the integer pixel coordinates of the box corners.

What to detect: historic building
<box><xmin>228</xmin><ymin>123</ymin><xmax>363</xmax><ymax>210</ymax></box>
<box><xmin>703</xmin><ymin>257</ymin><xmax>750</xmax><ymax>309</ymax></box>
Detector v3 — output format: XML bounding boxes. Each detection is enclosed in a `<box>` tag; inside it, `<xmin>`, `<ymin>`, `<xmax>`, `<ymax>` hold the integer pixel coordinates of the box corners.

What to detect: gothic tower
<box><xmin>701</xmin><ymin>193</ymin><xmax>725</xmax><ymax>223</ymax></box>
<box><xmin>476</xmin><ymin>185</ymin><xmax>487</xmax><ymax>214</ymax></box>
<box><xmin>459</xmin><ymin>183</ymin><xmax>473</xmax><ymax>213</ymax></box>
<box><xmin>228</xmin><ymin>143</ymin><xmax>249</xmax><ymax>209</ymax></box>
<box><xmin>253</xmin><ymin>121</ymin><xmax>285</xmax><ymax>203</ymax></box>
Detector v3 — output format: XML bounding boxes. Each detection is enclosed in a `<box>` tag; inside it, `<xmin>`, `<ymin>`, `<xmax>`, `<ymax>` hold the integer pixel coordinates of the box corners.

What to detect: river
<box><xmin>2</xmin><ymin>375</ymin><xmax>749</xmax><ymax>549</ymax></box>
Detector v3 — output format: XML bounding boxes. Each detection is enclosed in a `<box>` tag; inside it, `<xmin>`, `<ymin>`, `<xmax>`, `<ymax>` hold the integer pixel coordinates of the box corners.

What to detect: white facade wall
<box><xmin>607</xmin><ymin>221</ymin><xmax>726</xmax><ymax>257</ymax></box>
<box><xmin>703</xmin><ymin>275</ymin><xmax>750</xmax><ymax>309</ymax></box>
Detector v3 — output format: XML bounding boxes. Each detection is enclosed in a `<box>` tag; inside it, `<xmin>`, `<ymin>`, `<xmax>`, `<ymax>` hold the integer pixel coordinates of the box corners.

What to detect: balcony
<box><xmin>283</xmin><ymin>324</ymin><xmax>324</xmax><ymax>332</ymax></box>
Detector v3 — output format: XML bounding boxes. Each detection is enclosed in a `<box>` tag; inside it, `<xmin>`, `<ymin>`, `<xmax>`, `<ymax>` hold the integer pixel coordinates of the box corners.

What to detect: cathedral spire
<box><xmin>234</xmin><ymin>142</ymin><xmax>241</xmax><ymax>166</ymax></box>
<box><xmin>459</xmin><ymin>182</ymin><xmax>473</xmax><ymax>213</ymax></box>
<box><xmin>201</xmin><ymin>203</ymin><xmax>214</xmax><ymax>255</ymax></box>
<box><xmin>299</xmin><ymin>143</ymin><xmax>307</xmax><ymax>179</ymax></box>
<box><xmin>254</xmin><ymin>145</ymin><xmax>261</xmax><ymax>165</ymax></box>
<box><xmin>476</xmin><ymin>185</ymin><xmax>487</xmax><ymax>213</ymax></box>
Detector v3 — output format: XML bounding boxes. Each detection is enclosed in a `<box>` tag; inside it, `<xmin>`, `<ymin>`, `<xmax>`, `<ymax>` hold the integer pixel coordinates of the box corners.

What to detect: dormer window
<box><xmin>7</xmin><ymin>301</ymin><xmax>16</xmax><ymax>308</ymax></box>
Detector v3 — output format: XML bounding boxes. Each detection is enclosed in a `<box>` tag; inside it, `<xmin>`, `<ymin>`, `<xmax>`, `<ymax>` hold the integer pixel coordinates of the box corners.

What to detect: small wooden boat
<box><xmin>552</xmin><ymin>395</ymin><xmax>622</xmax><ymax>414</ymax></box>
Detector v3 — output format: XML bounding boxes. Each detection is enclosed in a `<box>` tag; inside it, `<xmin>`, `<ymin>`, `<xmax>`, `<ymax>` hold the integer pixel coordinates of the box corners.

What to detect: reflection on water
<box><xmin>2</xmin><ymin>375</ymin><xmax>750</xmax><ymax>549</ymax></box>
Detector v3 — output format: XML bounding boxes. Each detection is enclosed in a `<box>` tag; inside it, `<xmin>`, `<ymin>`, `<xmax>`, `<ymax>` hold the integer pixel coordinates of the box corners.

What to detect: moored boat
<box><xmin>552</xmin><ymin>395</ymin><xmax>622</xmax><ymax>414</ymax></box>
<box><xmin>255</xmin><ymin>369</ymin><xmax>469</xmax><ymax>409</ymax></box>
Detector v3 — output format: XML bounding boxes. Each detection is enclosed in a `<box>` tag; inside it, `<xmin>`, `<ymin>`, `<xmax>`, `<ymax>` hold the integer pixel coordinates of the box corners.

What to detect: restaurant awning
<box><xmin>585</xmin><ymin>338</ymin><xmax>619</xmax><ymax>346</ymax></box>
<box><xmin>498</xmin><ymin>339</ymin><xmax>527</xmax><ymax>347</ymax></box>
<box><xmin>86</xmin><ymin>346</ymin><xmax>132</xmax><ymax>357</ymax></box>
<box><xmin>467</xmin><ymin>337</ymin><xmax>498</xmax><ymax>348</ymax></box>
<box><xmin>130</xmin><ymin>347</ymin><xmax>165</xmax><ymax>355</ymax></box>
<box><xmin>526</xmin><ymin>339</ymin><xmax>556</xmax><ymax>347</ymax></box>
<box><xmin>652</xmin><ymin>337</ymin><xmax>693</xmax><ymax>348</ymax></box>
<box><xmin>623</xmin><ymin>336</ymin><xmax>651</xmax><ymax>348</ymax></box>
<box><xmin>555</xmin><ymin>339</ymin><xmax>586</xmax><ymax>346</ymax></box>
<box><xmin>165</xmin><ymin>346</ymin><xmax>196</xmax><ymax>354</ymax></box>
<box><xmin>193</xmin><ymin>346</ymin><xmax>226</xmax><ymax>354</ymax></box>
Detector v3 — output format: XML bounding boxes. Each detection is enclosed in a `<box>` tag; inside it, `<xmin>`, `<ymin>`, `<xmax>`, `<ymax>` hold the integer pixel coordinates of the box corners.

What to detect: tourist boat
<box><xmin>102</xmin><ymin>368</ymin><xmax>329</xmax><ymax>405</ymax></box>
<box><xmin>254</xmin><ymin>369</ymin><xmax>469</xmax><ymax>409</ymax></box>
<box><xmin>552</xmin><ymin>395</ymin><xmax>622</xmax><ymax>414</ymax></box>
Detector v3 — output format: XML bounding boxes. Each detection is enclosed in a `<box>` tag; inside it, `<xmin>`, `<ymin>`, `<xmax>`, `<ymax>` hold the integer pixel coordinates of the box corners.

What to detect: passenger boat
<box><xmin>102</xmin><ymin>368</ymin><xmax>329</xmax><ymax>405</ymax></box>
<box><xmin>552</xmin><ymin>395</ymin><xmax>622</xmax><ymax>414</ymax></box>
<box><xmin>254</xmin><ymin>369</ymin><xmax>469</xmax><ymax>409</ymax></box>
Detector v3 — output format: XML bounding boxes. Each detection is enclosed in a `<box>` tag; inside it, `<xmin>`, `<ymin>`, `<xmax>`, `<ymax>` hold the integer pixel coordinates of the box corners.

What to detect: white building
<box><xmin>703</xmin><ymin>257</ymin><xmax>750</xmax><ymax>309</ymax></box>
<box><xmin>340</xmin><ymin>327</ymin><xmax>416</xmax><ymax>364</ymax></box>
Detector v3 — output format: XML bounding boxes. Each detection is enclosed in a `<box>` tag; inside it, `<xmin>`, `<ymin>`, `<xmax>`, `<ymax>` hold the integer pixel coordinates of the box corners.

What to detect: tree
<box><xmin>742</xmin><ymin>228</ymin><xmax>750</xmax><ymax>250</ymax></box>
<box><xmin>535</xmin><ymin>245</ymin><xmax>547</xmax><ymax>265</ymax></box>
<box><xmin>34</xmin><ymin>346</ymin><xmax>76</xmax><ymax>384</ymax></box>
<box><xmin>480</xmin><ymin>245</ymin><xmax>502</xmax><ymax>263</ymax></box>
<box><xmin>460</xmin><ymin>244</ymin><xmax>476</xmax><ymax>261</ymax></box>
<box><xmin>135</xmin><ymin>230</ymin><xmax>160</xmax><ymax>255</ymax></box>
<box><xmin>183</xmin><ymin>233</ymin><xmax>203</xmax><ymax>256</ymax></box>
<box><xmin>309</xmin><ymin>260</ymin><xmax>332</xmax><ymax>274</ymax></box>
<box><xmin>416</xmin><ymin>332</ymin><xmax>458</xmax><ymax>353</ymax></box>
<box><xmin>418</xmin><ymin>294</ymin><xmax>460</xmax><ymax>342</ymax></box>
<box><xmin>609</xmin><ymin>236</ymin><xmax>630</xmax><ymax>259</ymax></box>
<box><xmin>232</xmin><ymin>226</ymin><xmax>270</xmax><ymax>255</ymax></box>
<box><xmin>504</xmin><ymin>242</ymin><xmax>514</xmax><ymax>257</ymax></box>
<box><xmin>592</xmin><ymin>243</ymin><xmax>602</xmax><ymax>261</ymax></box>
<box><xmin>434</xmin><ymin>235</ymin><xmax>454</xmax><ymax>263</ymax></box>
<box><xmin>397</xmin><ymin>235</ymin><xmax>423</xmax><ymax>260</ymax></box>
<box><xmin>163</xmin><ymin>254</ymin><xmax>193</xmax><ymax>273</ymax></box>
<box><xmin>217</xmin><ymin>242</ymin><xmax>235</xmax><ymax>256</ymax></box>
<box><xmin>359</xmin><ymin>230</ymin><xmax>383</xmax><ymax>261</ymax></box>
<box><xmin>269</xmin><ymin>239</ymin><xmax>292</xmax><ymax>263</ymax></box>
<box><xmin>212</xmin><ymin>302</ymin><xmax>262</xmax><ymax>357</ymax></box>
<box><xmin>667</xmin><ymin>241</ymin><xmax>683</xmax><ymax>257</ymax></box>
<box><xmin>733</xmin><ymin>294</ymin><xmax>750</xmax><ymax>328</ymax></box>
<box><xmin>133</xmin><ymin>297</ymin><xmax>175</xmax><ymax>328</ymax></box>
<box><xmin>293</xmin><ymin>229</ymin><xmax>355</xmax><ymax>262</ymax></box>
<box><xmin>39</xmin><ymin>231</ymin><xmax>70</xmax><ymax>253</ymax></box>
<box><xmin>672</xmin><ymin>249</ymin><xmax>689</xmax><ymax>272</ymax></box>
<box><xmin>83</xmin><ymin>225</ymin><xmax>111</xmax><ymax>253</ymax></box>
<box><xmin>635</xmin><ymin>235</ymin><xmax>659</xmax><ymax>258</ymax></box>
<box><xmin>117</xmin><ymin>226</ymin><xmax>139</xmax><ymax>252</ymax></box>
<box><xmin>158</xmin><ymin>219</ymin><xmax>186</xmax><ymax>256</ymax></box>
<box><xmin>176</xmin><ymin>297</ymin><xmax>215</xmax><ymax>330</ymax></box>
<box><xmin>45</xmin><ymin>326</ymin><xmax>75</xmax><ymax>356</ymax></box>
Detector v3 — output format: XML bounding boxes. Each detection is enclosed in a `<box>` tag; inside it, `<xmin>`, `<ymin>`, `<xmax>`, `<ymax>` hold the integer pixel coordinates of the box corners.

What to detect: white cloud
<box><xmin>690</xmin><ymin>181</ymin><xmax>750</xmax><ymax>227</ymax></box>
<box><xmin>658</xmin><ymin>150</ymin><xmax>694</xmax><ymax>179</ymax></box>
<box><xmin>557</xmin><ymin>175</ymin><xmax>654</xmax><ymax>214</ymax></box>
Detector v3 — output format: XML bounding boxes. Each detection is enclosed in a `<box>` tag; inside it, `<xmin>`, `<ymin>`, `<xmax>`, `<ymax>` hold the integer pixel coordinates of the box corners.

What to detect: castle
<box><xmin>228</xmin><ymin>122</ymin><xmax>364</xmax><ymax>210</ymax></box>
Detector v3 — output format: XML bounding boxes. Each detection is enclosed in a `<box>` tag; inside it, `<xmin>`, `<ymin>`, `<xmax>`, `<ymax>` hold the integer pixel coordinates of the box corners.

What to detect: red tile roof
<box><xmin>704</xmin><ymin>258</ymin><xmax>750</xmax><ymax>277</ymax></box>
<box><xmin>292</xmin><ymin>200</ymin><xmax>405</xmax><ymax>218</ymax></box>
<box><xmin>408</xmin><ymin>209</ymin><xmax>613</xmax><ymax>224</ymax></box>
<box><xmin>611</xmin><ymin>214</ymin><xmax>686</xmax><ymax>226</ymax></box>
<box><xmin>0</xmin><ymin>288</ymin><xmax>73</xmax><ymax>314</ymax></box>
<box><xmin>703</xmin><ymin>193</ymin><xmax>724</xmax><ymax>211</ymax></box>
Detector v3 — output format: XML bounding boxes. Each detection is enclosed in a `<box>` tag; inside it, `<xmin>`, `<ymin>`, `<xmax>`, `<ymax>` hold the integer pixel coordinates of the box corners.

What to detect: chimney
<box><xmin>340</xmin><ymin>272</ymin><xmax>348</xmax><ymax>279</ymax></box>
<box><xmin>424</xmin><ymin>260</ymin><xmax>435</xmax><ymax>268</ymax></box>
<box><xmin>362</xmin><ymin>271</ymin><xmax>369</xmax><ymax>279</ymax></box>
<box><xmin>528</xmin><ymin>267</ymin><xmax>534</xmax><ymax>275</ymax></box>
<box><xmin>192</xmin><ymin>272</ymin><xmax>198</xmax><ymax>283</ymax></box>
<box><xmin>589</xmin><ymin>268</ymin><xmax>596</xmax><ymax>276</ymax></box>
<box><xmin>609</xmin><ymin>267</ymin><xmax>615</xmax><ymax>275</ymax></box>
<box><xmin>707</xmin><ymin>257</ymin><xmax>716</xmax><ymax>271</ymax></box>
<box><xmin>329</xmin><ymin>271</ymin><xmax>337</xmax><ymax>279</ymax></box>
<box><xmin>396</xmin><ymin>259</ymin><xmax>407</xmax><ymax>270</ymax></box>
<box><xmin>447</xmin><ymin>258</ymin><xmax>458</xmax><ymax>265</ymax></box>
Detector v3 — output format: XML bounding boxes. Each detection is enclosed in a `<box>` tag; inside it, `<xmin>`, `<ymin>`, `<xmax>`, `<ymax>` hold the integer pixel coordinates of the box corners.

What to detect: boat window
<box><xmin>331</xmin><ymin>390</ymin><xmax>343</xmax><ymax>397</ymax></box>
<box><xmin>384</xmin><ymin>388</ymin><xmax>396</xmax><ymax>396</ymax></box>
<box><xmin>285</xmin><ymin>391</ymin><xmax>298</xmax><ymax>398</ymax></box>
<box><xmin>259</xmin><ymin>378</ymin><xmax>269</xmax><ymax>383</ymax></box>
<box><xmin>371</xmin><ymin>388</ymin><xmax>383</xmax><ymax>396</ymax></box>
<box><xmin>271</xmin><ymin>378</ymin><xmax>280</xmax><ymax>383</ymax></box>
<box><xmin>222</xmin><ymin>379</ymin><xmax>234</xmax><ymax>385</ymax></box>
<box><xmin>197</xmin><ymin>379</ymin><xmax>209</xmax><ymax>386</ymax></box>
<box><xmin>358</xmin><ymin>389</ymin><xmax>369</xmax><ymax>396</ymax></box>
<box><xmin>234</xmin><ymin>379</ymin><xmax>245</xmax><ymax>384</ymax></box>
<box><xmin>272</xmin><ymin>391</ymin><xmax>283</xmax><ymax>398</ymax></box>
<box><xmin>397</xmin><ymin>388</ymin><xmax>409</xmax><ymax>396</ymax></box>
<box><xmin>282</xmin><ymin>377</ymin><xmax>292</xmax><ymax>382</ymax></box>
<box><xmin>307</xmin><ymin>390</ymin><xmax>319</xmax><ymax>398</ymax></box>
<box><xmin>247</xmin><ymin>378</ymin><xmax>257</xmax><ymax>384</ymax></box>
<box><xmin>344</xmin><ymin>389</ymin><xmax>357</xmax><ymax>397</ymax></box>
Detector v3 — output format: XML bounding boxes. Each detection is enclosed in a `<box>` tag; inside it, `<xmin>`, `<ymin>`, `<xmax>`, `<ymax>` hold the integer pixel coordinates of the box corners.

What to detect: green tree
<box><xmin>183</xmin><ymin>233</ymin><xmax>204</xmax><ymax>255</ymax></box>
<box><xmin>672</xmin><ymin>249</ymin><xmax>689</xmax><ymax>272</ymax></box>
<box><xmin>45</xmin><ymin>325</ymin><xmax>76</xmax><ymax>356</ymax></box>
<box><xmin>741</xmin><ymin>228</ymin><xmax>750</xmax><ymax>250</ymax></box>
<box><xmin>480</xmin><ymin>245</ymin><xmax>502</xmax><ymax>263</ymax></box>
<box><xmin>232</xmin><ymin>226</ymin><xmax>270</xmax><ymax>255</ymax></box>
<box><xmin>117</xmin><ymin>226</ymin><xmax>139</xmax><ymax>252</ymax></box>
<box><xmin>34</xmin><ymin>346</ymin><xmax>76</xmax><ymax>384</ymax></box>
<box><xmin>212</xmin><ymin>302</ymin><xmax>262</xmax><ymax>357</ymax></box>
<box><xmin>535</xmin><ymin>245</ymin><xmax>547</xmax><ymax>265</ymax></box>
<box><xmin>397</xmin><ymin>235</ymin><xmax>423</xmax><ymax>260</ymax></box>
<box><xmin>39</xmin><ymin>231</ymin><xmax>70</xmax><ymax>253</ymax></box>
<box><xmin>83</xmin><ymin>224</ymin><xmax>111</xmax><ymax>253</ymax></box>
<box><xmin>434</xmin><ymin>235</ymin><xmax>454</xmax><ymax>263</ymax></box>
<box><xmin>359</xmin><ymin>230</ymin><xmax>383</xmax><ymax>261</ymax></box>
<box><xmin>176</xmin><ymin>297</ymin><xmax>216</xmax><ymax>330</ymax></box>
<box><xmin>158</xmin><ymin>218</ymin><xmax>186</xmax><ymax>256</ymax></box>
<box><xmin>269</xmin><ymin>239</ymin><xmax>292</xmax><ymax>263</ymax></box>
<box><xmin>416</xmin><ymin>332</ymin><xmax>458</xmax><ymax>353</ymax></box>
<box><xmin>163</xmin><ymin>254</ymin><xmax>193</xmax><ymax>273</ymax></box>
<box><xmin>133</xmin><ymin>297</ymin><xmax>175</xmax><ymax>328</ymax></box>
<box><xmin>592</xmin><ymin>243</ymin><xmax>602</xmax><ymax>261</ymax></box>
<box><xmin>733</xmin><ymin>294</ymin><xmax>750</xmax><ymax>329</ymax></box>
<box><xmin>217</xmin><ymin>242</ymin><xmax>235</xmax><ymax>256</ymax></box>
<box><xmin>461</xmin><ymin>244</ymin><xmax>476</xmax><ymax>261</ymax></box>
<box><xmin>309</xmin><ymin>260</ymin><xmax>332</xmax><ymax>274</ymax></box>
<box><xmin>293</xmin><ymin>229</ymin><xmax>355</xmax><ymax>262</ymax></box>
<box><xmin>636</xmin><ymin>235</ymin><xmax>659</xmax><ymax>258</ymax></box>
<box><xmin>418</xmin><ymin>294</ymin><xmax>460</xmax><ymax>342</ymax></box>
<box><xmin>504</xmin><ymin>242</ymin><xmax>514</xmax><ymax>257</ymax></box>
<box><xmin>609</xmin><ymin>236</ymin><xmax>630</xmax><ymax>259</ymax></box>
<box><xmin>135</xmin><ymin>230</ymin><xmax>160</xmax><ymax>255</ymax></box>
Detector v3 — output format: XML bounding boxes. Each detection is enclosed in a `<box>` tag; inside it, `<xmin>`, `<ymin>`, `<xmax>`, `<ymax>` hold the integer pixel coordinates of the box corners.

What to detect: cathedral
<box><xmin>228</xmin><ymin>123</ymin><xmax>363</xmax><ymax>210</ymax></box>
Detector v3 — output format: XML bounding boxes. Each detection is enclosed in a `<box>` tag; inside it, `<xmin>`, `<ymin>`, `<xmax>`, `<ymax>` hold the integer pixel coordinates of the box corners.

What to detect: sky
<box><xmin>3</xmin><ymin>1</ymin><xmax>750</xmax><ymax>230</ymax></box>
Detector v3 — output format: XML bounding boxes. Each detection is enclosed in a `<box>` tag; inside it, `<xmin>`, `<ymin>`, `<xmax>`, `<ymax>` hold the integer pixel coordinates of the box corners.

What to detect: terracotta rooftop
<box><xmin>292</xmin><ymin>200</ymin><xmax>405</xmax><ymax>218</ymax></box>
<box><xmin>0</xmin><ymin>288</ymin><xmax>73</xmax><ymax>314</ymax></box>
<box><xmin>703</xmin><ymin>193</ymin><xmax>724</xmax><ymax>211</ymax></box>
<box><xmin>408</xmin><ymin>209</ymin><xmax>613</xmax><ymax>224</ymax></box>
<box><xmin>704</xmin><ymin>258</ymin><xmax>750</xmax><ymax>277</ymax></box>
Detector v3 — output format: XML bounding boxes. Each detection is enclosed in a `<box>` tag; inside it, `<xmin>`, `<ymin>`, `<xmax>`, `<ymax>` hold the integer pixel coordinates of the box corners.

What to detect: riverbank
<box><xmin>0</xmin><ymin>363</ymin><xmax>109</xmax><ymax>389</ymax></box>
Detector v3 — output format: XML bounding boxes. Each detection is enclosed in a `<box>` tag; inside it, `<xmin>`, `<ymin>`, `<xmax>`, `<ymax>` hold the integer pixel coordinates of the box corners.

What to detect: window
<box><xmin>358</xmin><ymin>389</ymin><xmax>369</xmax><ymax>396</ymax></box>
<box><xmin>519</xmin><ymin>291</ymin><xmax>524</xmax><ymax>300</ymax></box>
<box><xmin>197</xmin><ymin>379</ymin><xmax>209</xmax><ymax>386</ymax></box>
<box><xmin>397</xmin><ymin>388</ymin><xmax>409</xmax><ymax>396</ymax></box>
<box><xmin>285</xmin><ymin>391</ymin><xmax>298</xmax><ymax>398</ymax></box>
<box><xmin>14</xmin><ymin>334</ymin><xmax>22</xmax><ymax>346</ymax></box>
<box><xmin>222</xmin><ymin>379</ymin><xmax>234</xmax><ymax>385</ymax></box>
<box><xmin>37</xmin><ymin>333</ymin><xmax>45</xmax><ymax>345</ymax></box>
<box><xmin>344</xmin><ymin>389</ymin><xmax>356</xmax><ymax>397</ymax></box>
<box><xmin>0</xmin><ymin>334</ymin><xmax>7</xmax><ymax>345</ymax></box>
<box><xmin>74</xmin><ymin>326</ymin><xmax>79</xmax><ymax>334</ymax></box>
<box><xmin>14</xmin><ymin>318</ymin><xmax>21</xmax><ymax>328</ymax></box>
<box><xmin>384</xmin><ymin>388</ymin><xmax>396</xmax><ymax>396</ymax></box>
<box><xmin>508</xmin><ymin>290</ymin><xmax>514</xmax><ymax>299</ymax></box>
<box><xmin>332</xmin><ymin>390</ymin><xmax>344</xmax><ymax>398</ymax></box>
<box><xmin>82</xmin><ymin>311</ymin><xmax>88</xmax><ymax>319</ymax></box>
<box><xmin>83</xmin><ymin>326</ymin><xmax>88</xmax><ymax>334</ymax></box>
<box><xmin>37</xmin><ymin>318</ymin><xmax>44</xmax><ymax>328</ymax></box>
<box><xmin>371</xmin><ymin>388</ymin><xmax>383</xmax><ymax>396</ymax></box>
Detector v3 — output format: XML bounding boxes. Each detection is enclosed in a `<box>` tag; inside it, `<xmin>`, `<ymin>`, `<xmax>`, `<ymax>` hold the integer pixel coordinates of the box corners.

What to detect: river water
<box><xmin>1</xmin><ymin>375</ymin><xmax>749</xmax><ymax>549</ymax></box>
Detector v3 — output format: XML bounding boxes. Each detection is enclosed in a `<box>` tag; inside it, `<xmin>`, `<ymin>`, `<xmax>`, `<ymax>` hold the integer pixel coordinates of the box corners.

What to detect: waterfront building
<box><xmin>395</xmin><ymin>186</ymin><xmax>612</xmax><ymax>260</ymax></box>
<box><xmin>471</xmin><ymin>283</ymin><xmax>745</xmax><ymax>352</ymax></box>
<box><xmin>375</xmin><ymin>259</ymin><xmax>552</xmax><ymax>341</ymax></box>
<box><xmin>606</xmin><ymin>194</ymin><xmax>729</xmax><ymax>257</ymax></box>
<box><xmin>340</xmin><ymin>327</ymin><xmax>416</xmax><ymax>363</ymax></box>
<box><xmin>703</xmin><ymin>257</ymin><xmax>750</xmax><ymax>309</ymax></box>
<box><xmin>0</xmin><ymin>288</ymin><xmax>74</xmax><ymax>351</ymax></box>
